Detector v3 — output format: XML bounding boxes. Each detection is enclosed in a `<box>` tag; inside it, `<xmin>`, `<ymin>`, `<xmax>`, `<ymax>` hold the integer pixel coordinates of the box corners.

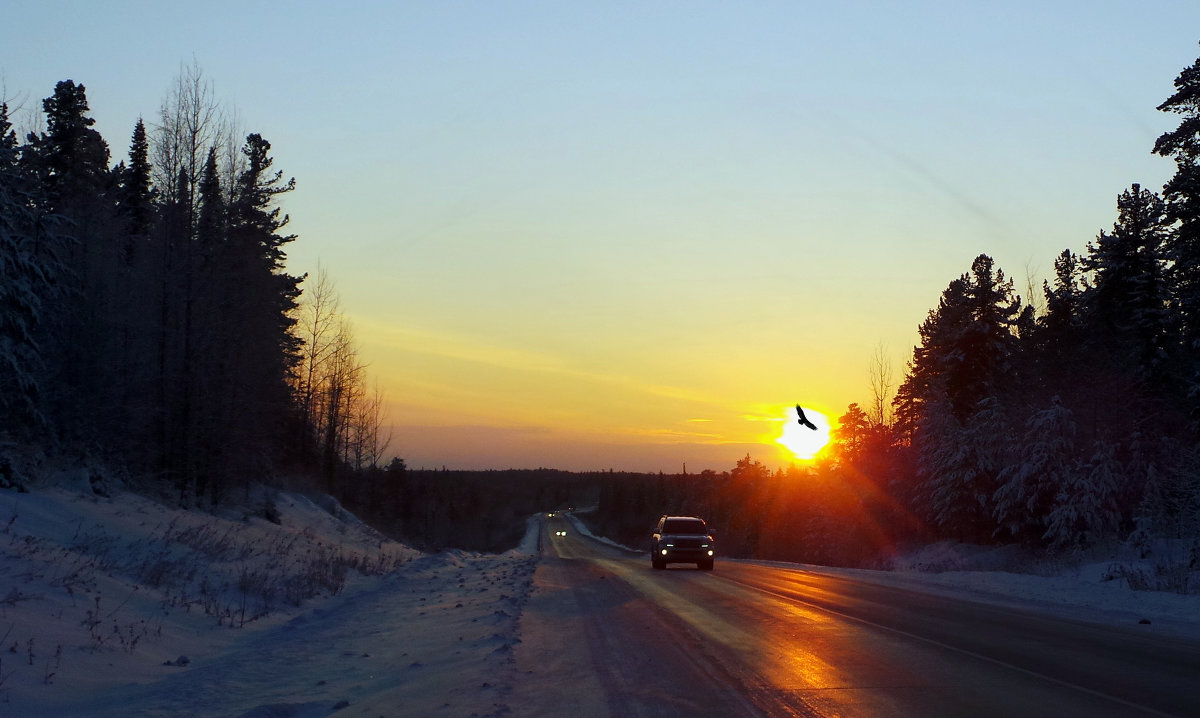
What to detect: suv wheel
<box><xmin>698</xmin><ymin>559</ymin><xmax>713</xmax><ymax>571</ymax></box>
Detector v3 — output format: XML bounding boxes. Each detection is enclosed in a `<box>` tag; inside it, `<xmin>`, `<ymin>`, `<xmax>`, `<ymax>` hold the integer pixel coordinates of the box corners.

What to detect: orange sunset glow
<box><xmin>776</xmin><ymin>406</ymin><xmax>832</xmax><ymax>461</ymax></box>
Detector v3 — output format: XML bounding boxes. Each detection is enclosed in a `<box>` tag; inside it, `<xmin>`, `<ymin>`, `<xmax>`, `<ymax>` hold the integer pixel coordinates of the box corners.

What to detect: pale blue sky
<box><xmin>5</xmin><ymin>2</ymin><xmax>1200</xmax><ymax>470</ymax></box>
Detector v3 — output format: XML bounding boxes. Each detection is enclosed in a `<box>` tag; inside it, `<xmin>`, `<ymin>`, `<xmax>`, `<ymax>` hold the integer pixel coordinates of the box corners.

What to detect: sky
<box><xmin>5</xmin><ymin>1</ymin><xmax>1200</xmax><ymax>472</ymax></box>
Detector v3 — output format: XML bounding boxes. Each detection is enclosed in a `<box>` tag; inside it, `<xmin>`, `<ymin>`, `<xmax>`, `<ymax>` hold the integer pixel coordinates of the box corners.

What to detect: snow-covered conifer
<box><xmin>1044</xmin><ymin>441</ymin><xmax>1120</xmax><ymax>550</ymax></box>
<box><xmin>993</xmin><ymin>397</ymin><xmax>1078</xmax><ymax>544</ymax></box>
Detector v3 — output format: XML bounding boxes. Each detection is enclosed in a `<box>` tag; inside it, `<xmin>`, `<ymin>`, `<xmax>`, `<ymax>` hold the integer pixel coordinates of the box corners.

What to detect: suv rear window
<box><xmin>663</xmin><ymin>518</ymin><xmax>706</xmax><ymax>534</ymax></box>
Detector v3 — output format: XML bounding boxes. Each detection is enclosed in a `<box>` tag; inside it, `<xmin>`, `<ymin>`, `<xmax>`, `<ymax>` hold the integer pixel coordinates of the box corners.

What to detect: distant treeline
<box><xmin>335</xmin><ymin>464</ymin><xmax>603</xmax><ymax>552</ymax></box>
<box><xmin>586</xmin><ymin>460</ymin><xmax>914</xmax><ymax>568</ymax></box>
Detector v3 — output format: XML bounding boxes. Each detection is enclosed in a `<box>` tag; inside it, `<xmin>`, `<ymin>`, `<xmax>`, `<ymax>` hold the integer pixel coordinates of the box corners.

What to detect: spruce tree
<box><xmin>992</xmin><ymin>397</ymin><xmax>1079</xmax><ymax>545</ymax></box>
<box><xmin>1044</xmin><ymin>441</ymin><xmax>1120</xmax><ymax>549</ymax></box>
<box><xmin>1154</xmin><ymin>46</ymin><xmax>1200</xmax><ymax>410</ymax></box>
<box><xmin>952</xmin><ymin>254</ymin><xmax>1020</xmax><ymax>421</ymax></box>
<box><xmin>1081</xmin><ymin>183</ymin><xmax>1172</xmax><ymax>385</ymax></box>
<box><xmin>106</xmin><ymin>118</ymin><xmax>160</xmax><ymax>464</ymax></box>
<box><xmin>116</xmin><ymin>118</ymin><xmax>155</xmax><ymax>262</ymax></box>
<box><xmin>215</xmin><ymin>133</ymin><xmax>303</xmax><ymax>496</ymax></box>
<box><xmin>896</xmin><ymin>255</ymin><xmax>1022</xmax><ymax>540</ymax></box>
<box><xmin>0</xmin><ymin>103</ymin><xmax>57</xmax><ymax>425</ymax></box>
<box><xmin>20</xmin><ymin>81</ymin><xmax>115</xmax><ymax>433</ymax></box>
<box><xmin>893</xmin><ymin>276</ymin><xmax>971</xmax><ymax>442</ymax></box>
<box><xmin>1039</xmin><ymin>249</ymin><xmax>1087</xmax><ymax>353</ymax></box>
<box><xmin>26</xmin><ymin>80</ymin><xmax>110</xmax><ymax>206</ymax></box>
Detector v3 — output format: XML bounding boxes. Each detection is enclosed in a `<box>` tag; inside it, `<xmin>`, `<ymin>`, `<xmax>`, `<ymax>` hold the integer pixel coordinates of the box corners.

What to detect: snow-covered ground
<box><xmin>0</xmin><ymin>478</ymin><xmax>536</xmax><ymax>717</ymax></box>
<box><xmin>0</xmin><ymin>481</ymin><xmax>1196</xmax><ymax>716</ymax></box>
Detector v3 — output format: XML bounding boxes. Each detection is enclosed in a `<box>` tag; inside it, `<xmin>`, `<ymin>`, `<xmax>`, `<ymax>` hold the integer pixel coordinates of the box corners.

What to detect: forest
<box><xmin>0</xmin><ymin>68</ymin><xmax>388</xmax><ymax>508</ymax></box>
<box><xmin>3</xmin><ymin>52</ymin><xmax>1200</xmax><ymax>571</ymax></box>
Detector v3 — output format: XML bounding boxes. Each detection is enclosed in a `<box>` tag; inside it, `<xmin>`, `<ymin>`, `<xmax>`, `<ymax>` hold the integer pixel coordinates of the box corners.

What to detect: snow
<box><xmin>0</xmin><ymin>484</ymin><xmax>1195</xmax><ymax>716</ymax></box>
<box><xmin>0</xmin><ymin>482</ymin><xmax>534</xmax><ymax>717</ymax></box>
<box><xmin>785</xmin><ymin>558</ymin><xmax>1200</xmax><ymax>640</ymax></box>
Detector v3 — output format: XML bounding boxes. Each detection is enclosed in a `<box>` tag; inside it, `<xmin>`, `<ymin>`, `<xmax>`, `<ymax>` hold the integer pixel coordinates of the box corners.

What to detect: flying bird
<box><xmin>796</xmin><ymin>404</ymin><xmax>818</xmax><ymax>431</ymax></box>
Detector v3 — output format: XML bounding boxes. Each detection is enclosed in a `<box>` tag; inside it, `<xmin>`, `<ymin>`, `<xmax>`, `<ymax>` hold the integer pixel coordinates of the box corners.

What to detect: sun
<box><xmin>776</xmin><ymin>406</ymin><xmax>831</xmax><ymax>461</ymax></box>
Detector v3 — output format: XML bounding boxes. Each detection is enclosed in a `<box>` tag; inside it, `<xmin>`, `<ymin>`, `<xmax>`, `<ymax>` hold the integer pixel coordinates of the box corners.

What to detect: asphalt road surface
<box><xmin>507</xmin><ymin>515</ymin><xmax>1200</xmax><ymax>718</ymax></box>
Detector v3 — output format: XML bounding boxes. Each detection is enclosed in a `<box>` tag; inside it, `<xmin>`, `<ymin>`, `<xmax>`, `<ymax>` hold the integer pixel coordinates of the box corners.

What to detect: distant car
<box><xmin>651</xmin><ymin>515</ymin><xmax>715</xmax><ymax>570</ymax></box>
<box><xmin>555</xmin><ymin>530</ymin><xmax>567</xmax><ymax>536</ymax></box>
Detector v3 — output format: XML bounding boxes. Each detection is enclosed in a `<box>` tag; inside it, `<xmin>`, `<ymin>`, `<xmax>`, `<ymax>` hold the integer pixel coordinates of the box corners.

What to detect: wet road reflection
<box><xmin>529</xmin><ymin>516</ymin><xmax>1198</xmax><ymax>717</ymax></box>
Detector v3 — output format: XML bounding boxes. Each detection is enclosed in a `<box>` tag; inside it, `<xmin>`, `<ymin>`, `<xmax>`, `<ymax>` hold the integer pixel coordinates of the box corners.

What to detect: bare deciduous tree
<box><xmin>1023</xmin><ymin>258</ymin><xmax>1044</xmax><ymax>317</ymax></box>
<box><xmin>292</xmin><ymin>267</ymin><xmax>392</xmax><ymax>487</ymax></box>
<box><xmin>293</xmin><ymin>263</ymin><xmax>341</xmax><ymax>459</ymax></box>
<box><xmin>350</xmin><ymin>380</ymin><xmax>391</xmax><ymax>471</ymax></box>
<box><xmin>152</xmin><ymin>61</ymin><xmax>231</xmax><ymax>209</ymax></box>
<box><xmin>868</xmin><ymin>341</ymin><xmax>894</xmax><ymax>427</ymax></box>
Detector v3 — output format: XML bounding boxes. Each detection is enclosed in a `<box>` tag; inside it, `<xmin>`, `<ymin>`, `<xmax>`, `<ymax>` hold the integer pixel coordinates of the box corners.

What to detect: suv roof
<box><xmin>659</xmin><ymin>516</ymin><xmax>708</xmax><ymax>533</ymax></box>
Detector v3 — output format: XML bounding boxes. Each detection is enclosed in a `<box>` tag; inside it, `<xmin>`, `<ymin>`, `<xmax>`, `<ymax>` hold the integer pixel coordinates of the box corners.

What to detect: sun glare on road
<box><xmin>777</xmin><ymin>406</ymin><xmax>831</xmax><ymax>461</ymax></box>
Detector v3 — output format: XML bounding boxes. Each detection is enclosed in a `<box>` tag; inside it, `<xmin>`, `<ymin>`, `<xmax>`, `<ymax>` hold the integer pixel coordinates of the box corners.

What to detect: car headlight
<box><xmin>707</xmin><ymin>550</ymin><xmax>714</xmax><ymax>556</ymax></box>
<box><xmin>660</xmin><ymin>549</ymin><xmax>668</xmax><ymax>556</ymax></box>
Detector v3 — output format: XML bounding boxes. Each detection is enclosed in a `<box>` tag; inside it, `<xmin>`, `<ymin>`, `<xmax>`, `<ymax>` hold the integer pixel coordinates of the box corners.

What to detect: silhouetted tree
<box><xmin>0</xmin><ymin>102</ymin><xmax>63</xmax><ymax>425</ymax></box>
<box><xmin>1155</xmin><ymin>46</ymin><xmax>1200</xmax><ymax>416</ymax></box>
<box><xmin>1082</xmin><ymin>183</ymin><xmax>1172</xmax><ymax>387</ymax></box>
<box><xmin>115</xmin><ymin>118</ymin><xmax>155</xmax><ymax>261</ymax></box>
<box><xmin>214</xmin><ymin>132</ymin><xmax>303</xmax><ymax>498</ymax></box>
<box><xmin>21</xmin><ymin>81</ymin><xmax>115</xmax><ymax>434</ymax></box>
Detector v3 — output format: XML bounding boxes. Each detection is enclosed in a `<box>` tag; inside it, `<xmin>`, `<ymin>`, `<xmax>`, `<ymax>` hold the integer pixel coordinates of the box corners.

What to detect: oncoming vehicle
<box><xmin>651</xmin><ymin>515</ymin><xmax>715</xmax><ymax>570</ymax></box>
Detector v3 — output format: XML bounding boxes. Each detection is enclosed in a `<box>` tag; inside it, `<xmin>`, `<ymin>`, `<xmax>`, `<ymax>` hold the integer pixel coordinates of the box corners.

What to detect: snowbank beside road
<box><xmin>563</xmin><ymin>510</ymin><xmax>638</xmax><ymax>553</ymax></box>
<box><xmin>0</xmin><ymin>485</ymin><xmax>537</xmax><ymax>717</ymax></box>
<box><xmin>789</xmin><ymin>559</ymin><xmax>1200</xmax><ymax>638</ymax></box>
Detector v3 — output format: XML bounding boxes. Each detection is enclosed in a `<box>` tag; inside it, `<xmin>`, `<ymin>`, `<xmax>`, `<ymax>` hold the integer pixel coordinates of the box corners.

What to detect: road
<box><xmin>507</xmin><ymin>514</ymin><xmax>1200</xmax><ymax>718</ymax></box>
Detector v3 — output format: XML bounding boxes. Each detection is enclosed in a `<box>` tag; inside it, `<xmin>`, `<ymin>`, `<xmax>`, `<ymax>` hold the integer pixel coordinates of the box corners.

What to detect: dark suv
<box><xmin>651</xmin><ymin>515</ymin><xmax>715</xmax><ymax>570</ymax></box>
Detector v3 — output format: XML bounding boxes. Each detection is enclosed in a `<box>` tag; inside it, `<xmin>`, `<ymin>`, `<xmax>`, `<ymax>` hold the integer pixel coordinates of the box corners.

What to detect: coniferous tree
<box><xmin>993</xmin><ymin>397</ymin><xmax>1079</xmax><ymax>545</ymax></box>
<box><xmin>832</xmin><ymin>403</ymin><xmax>872</xmax><ymax>463</ymax></box>
<box><xmin>893</xmin><ymin>276</ymin><xmax>971</xmax><ymax>445</ymax></box>
<box><xmin>155</xmin><ymin>164</ymin><xmax>193</xmax><ymax>495</ymax></box>
<box><xmin>21</xmin><ymin>81</ymin><xmax>115</xmax><ymax>434</ymax></box>
<box><xmin>896</xmin><ymin>255</ymin><xmax>1021</xmax><ymax>540</ymax></box>
<box><xmin>952</xmin><ymin>254</ymin><xmax>1021</xmax><ymax>420</ymax></box>
<box><xmin>1044</xmin><ymin>441</ymin><xmax>1120</xmax><ymax>549</ymax></box>
<box><xmin>1034</xmin><ymin>249</ymin><xmax>1088</xmax><ymax>393</ymax></box>
<box><xmin>26</xmin><ymin>81</ymin><xmax>110</xmax><ymax>207</ymax></box>
<box><xmin>927</xmin><ymin>396</ymin><xmax>1008</xmax><ymax>542</ymax></box>
<box><xmin>115</xmin><ymin>118</ymin><xmax>155</xmax><ymax>262</ymax></box>
<box><xmin>0</xmin><ymin>102</ymin><xmax>60</xmax><ymax>425</ymax></box>
<box><xmin>190</xmin><ymin>146</ymin><xmax>229</xmax><ymax>501</ymax></box>
<box><xmin>1154</xmin><ymin>46</ymin><xmax>1200</xmax><ymax>414</ymax></box>
<box><xmin>106</xmin><ymin>119</ymin><xmax>161</xmax><ymax>448</ymax></box>
<box><xmin>1082</xmin><ymin>183</ymin><xmax>1172</xmax><ymax>386</ymax></box>
<box><xmin>216</xmin><ymin>133</ymin><xmax>303</xmax><ymax>497</ymax></box>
